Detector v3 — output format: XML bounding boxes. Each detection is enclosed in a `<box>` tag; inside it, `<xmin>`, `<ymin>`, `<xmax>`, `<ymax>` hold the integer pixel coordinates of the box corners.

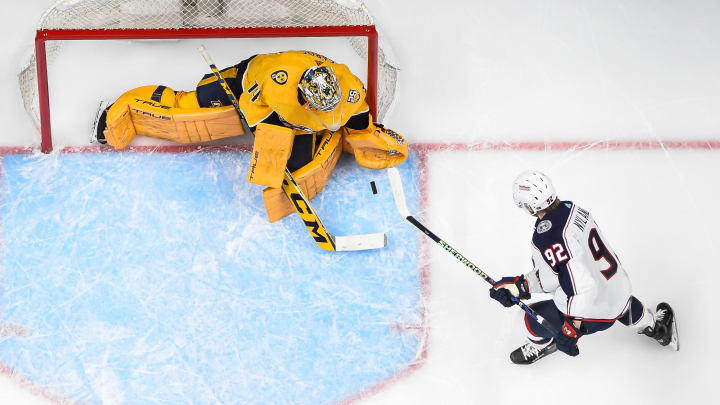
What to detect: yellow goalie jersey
<box><xmin>205</xmin><ymin>50</ymin><xmax>370</xmax><ymax>133</ymax></box>
<box><xmin>97</xmin><ymin>50</ymin><xmax>408</xmax><ymax>222</ymax></box>
<box><xmin>195</xmin><ymin>50</ymin><xmax>407</xmax><ymax>178</ymax></box>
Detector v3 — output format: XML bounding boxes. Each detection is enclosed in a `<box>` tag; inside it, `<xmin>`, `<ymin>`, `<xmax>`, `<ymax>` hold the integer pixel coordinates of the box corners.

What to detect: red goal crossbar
<box><xmin>34</xmin><ymin>26</ymin><xmax>379</xmax><ymax>153</ymax></box>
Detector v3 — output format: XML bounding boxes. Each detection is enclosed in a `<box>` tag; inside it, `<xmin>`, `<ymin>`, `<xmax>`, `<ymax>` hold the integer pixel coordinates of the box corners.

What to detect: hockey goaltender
<box><xmin>93</xmin><ymin>50</ymin><xmax>408</xmax><ymax>223</ymax></box>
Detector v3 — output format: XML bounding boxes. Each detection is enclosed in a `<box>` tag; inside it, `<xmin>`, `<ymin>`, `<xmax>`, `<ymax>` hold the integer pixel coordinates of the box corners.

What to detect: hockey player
<box><xmin>489</xmin><ymin>170</ymin><xmax>679</xmax><ymax>364</ymax></box>
<box><xmin>93</xmin><ymin>50</ymin><xmax>407</xmax><ymax>222</ymax></box>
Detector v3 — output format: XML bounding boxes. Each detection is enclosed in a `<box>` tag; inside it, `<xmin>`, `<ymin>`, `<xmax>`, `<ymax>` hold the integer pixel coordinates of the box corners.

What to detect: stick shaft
<box><xmin>197</xmin><ymin>46</ymin><xmax>386</xmax><ymax>252</ymax></box>
<box><xmin>197</xmin><ymin>45</ymin><xmax>337</xmax><ymax>251</ymax></box>
<box><xmin>386</xmin><ymin>168</ymin><xmax>560</xmax><ymax>336</ymax></box>
<box><xmin>407</xmin><ymin>215</ymin><xmax>559</xmax><ymax>335</ymax></box>
<box><xmin>198</xmin><ymin>45</ymin><xmax>246</xmax><ymax>122</ymax></box>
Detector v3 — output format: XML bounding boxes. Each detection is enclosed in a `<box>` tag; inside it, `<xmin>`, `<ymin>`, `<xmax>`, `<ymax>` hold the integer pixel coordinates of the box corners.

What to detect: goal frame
<box><xmin>34</xmin><ymin>26</ymin><xmax>379</xmax><ymax>153</ymax></box>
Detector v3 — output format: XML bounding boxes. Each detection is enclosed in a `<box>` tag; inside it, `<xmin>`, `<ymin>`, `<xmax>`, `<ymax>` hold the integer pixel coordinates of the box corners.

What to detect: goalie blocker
<box><xmin>94</xmin><ymin>84</ymin><xmax>408</xmax><ymax>223</ymax></box>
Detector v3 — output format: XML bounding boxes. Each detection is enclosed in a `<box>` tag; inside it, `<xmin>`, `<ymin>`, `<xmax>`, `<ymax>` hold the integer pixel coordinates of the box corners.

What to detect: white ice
<box><xmin>2</xmin><ymin>0</ymin><xmax>718</xmax><ymax>404</ymax></box>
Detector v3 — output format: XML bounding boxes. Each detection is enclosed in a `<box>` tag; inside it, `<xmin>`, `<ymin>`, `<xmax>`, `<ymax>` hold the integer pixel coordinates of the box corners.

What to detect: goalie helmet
<box><xmin>512</xmin><ymin>170</ymin><xmax>557</xmax><ymax>215</ymax></box>
<box><xmin>298</xmin><ymin>66</ymin><xmax>342</xmax><ymax>112</ymax></box>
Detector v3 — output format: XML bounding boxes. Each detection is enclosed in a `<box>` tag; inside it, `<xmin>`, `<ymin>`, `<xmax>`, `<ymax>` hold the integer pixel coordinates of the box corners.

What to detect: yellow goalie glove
<box><xmin>343</xmin><ymin>123</ymin><xmax>408</xmax><ymax>169</ymax></box>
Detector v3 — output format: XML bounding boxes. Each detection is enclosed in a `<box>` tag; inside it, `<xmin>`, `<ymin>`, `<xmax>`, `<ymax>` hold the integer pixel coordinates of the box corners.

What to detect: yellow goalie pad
<box><xmin>343</xmin><ymin>123</ymin><xmax>408</xmax><ymax>169</ymax></box>
<box><xmin>247</xmin><ymin>123</ymin><xmax>295</xmax><ymax>189</ymax></box>
<box><xmin>103</xmin><ymin>85</ymin><xmax>245</xmax><ymax>149</ymax></box>
<box><xmin>263</xmin><ymin>129</ymin><xmax>343</xmax><ymax>222</ymax></box>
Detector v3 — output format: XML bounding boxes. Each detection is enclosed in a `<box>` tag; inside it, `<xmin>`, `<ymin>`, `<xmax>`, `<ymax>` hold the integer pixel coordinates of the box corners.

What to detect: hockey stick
<box><xmin>198</xmin><ymin>45</ymin><xmax>386</xmax><ymax>251</ymax></box>
<box><xmin>386</xmin><ymin>167</ymin><xmax>560</xmax><ymax>336</ymax></box>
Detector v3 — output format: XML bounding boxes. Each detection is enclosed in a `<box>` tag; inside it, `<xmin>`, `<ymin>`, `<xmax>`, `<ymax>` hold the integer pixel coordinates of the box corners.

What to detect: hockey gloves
<box><xmin>556</xmin><ymin>319</ymin><xmax>584</xmax><ymax>356</ymax></box>
<box><xmin>343</xmin><ymin>123</ymin><xmax>408</xmax><ymax>169</ymax></box>
<box><xmin>489</xmin><ymin>276</ymin><xmax>530</xmax><ymax>308</ymax></box>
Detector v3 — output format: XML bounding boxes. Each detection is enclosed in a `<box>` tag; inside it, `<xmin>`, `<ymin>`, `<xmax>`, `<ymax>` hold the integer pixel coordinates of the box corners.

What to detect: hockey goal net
<box><xmin>18</xmin><ymin>0</ymin><xmax>399</xmax><ymax>153</ymax></box>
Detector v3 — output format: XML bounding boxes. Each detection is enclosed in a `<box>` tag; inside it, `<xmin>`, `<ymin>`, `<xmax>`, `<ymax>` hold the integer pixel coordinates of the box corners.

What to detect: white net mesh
<box><xmin>18</xmin><ymin>0</ymin><xmax>399</xmax><ymax>133</ymax></box>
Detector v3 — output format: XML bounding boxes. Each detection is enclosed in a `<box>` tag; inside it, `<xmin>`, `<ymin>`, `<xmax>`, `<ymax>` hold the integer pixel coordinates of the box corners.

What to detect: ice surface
<box><xmin>0</xmin><ymin>151</ymin><xmax>423</xmax><ymax>404</ymax></box>
<box><xmin>362</xmin><ymin>147</ymin><xmax>715</xmax><ymax>405</ymax></box>
<box><xmin>2</xmin><ymin>0</ymin><xmax>720</xmax><ymax>404</ymax></box>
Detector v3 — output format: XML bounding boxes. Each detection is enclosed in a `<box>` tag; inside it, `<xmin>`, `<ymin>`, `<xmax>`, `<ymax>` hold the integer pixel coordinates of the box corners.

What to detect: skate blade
<box><xmin>91</xmin><ymin>100</ymin><xmax>109</xmax><ymax>144</ymax></box>
<box><xmin>669</xmin><ymin>313</ymin><xmax>679</xmax><ymax>351</ymax></box>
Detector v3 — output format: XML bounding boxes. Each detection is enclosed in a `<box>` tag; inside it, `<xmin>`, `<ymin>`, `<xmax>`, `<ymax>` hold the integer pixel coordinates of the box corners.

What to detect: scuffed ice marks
<box><xmin>0</xmin><ymin>151</ymin><xmax>423</xmax><ymax>404</ymax></box>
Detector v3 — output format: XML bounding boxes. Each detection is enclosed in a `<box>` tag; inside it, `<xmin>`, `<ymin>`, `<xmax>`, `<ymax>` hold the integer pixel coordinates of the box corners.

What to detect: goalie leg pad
<box><xmin>263</xmin><ymin>130</ymin><xmax>342</xmax><ymax>222</ymax></box>
<box><xmin>343</xmin><ymin>123</ymin><xmax>408</xmax><ymax>169</ymax></box>
<box><xmin>247</xmin><ymin>123</ymin><xmax>295</xmax><ymax>189</ymax></box>
<box><xmin>103</xmin><ymin>97</ymin><xmax>136</xmax><ymax>150</ymax></box>
<box><xmin>102</xmin><ymin>85</ymin><xmax>245</xmax><ymax>149</ymax></box>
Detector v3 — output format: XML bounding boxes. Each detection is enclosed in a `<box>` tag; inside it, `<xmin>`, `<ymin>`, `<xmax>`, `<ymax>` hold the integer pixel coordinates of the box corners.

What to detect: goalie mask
<box><xmin>512</xmin><ymin>170</ymin><xmax>557</xmax><ymax>215</ymax></box>
<box><xmin>298</xmin><ymin>66</ymin><xmax>342</xmax><ymax>112</ymax></box>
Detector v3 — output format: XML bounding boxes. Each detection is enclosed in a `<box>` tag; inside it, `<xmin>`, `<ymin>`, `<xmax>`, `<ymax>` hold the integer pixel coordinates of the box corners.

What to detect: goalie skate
<box><xmin>510</xmin><ymin>339</ymin><xmax>557</xmax><ymax>365</ymax></box>
<box><xmin>641</xmin><ymin>302</ymin><xmax>679</xmax><ymax>351</ymax></box>
<box><xmin>91</xmin><ymin>100</ymin><xmax>110</xmax><ymax>144</ymax></box>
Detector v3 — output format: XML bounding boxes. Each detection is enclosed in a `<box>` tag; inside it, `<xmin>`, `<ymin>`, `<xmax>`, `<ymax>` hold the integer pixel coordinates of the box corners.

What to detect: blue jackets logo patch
<box><xmin>537</xmin><ymin>220</ymin><xmax>552</xmax><ymax>234</ymax></box>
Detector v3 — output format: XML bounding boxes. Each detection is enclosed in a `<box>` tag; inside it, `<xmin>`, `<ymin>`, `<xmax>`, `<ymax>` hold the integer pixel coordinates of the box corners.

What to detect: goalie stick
<box><xmin>386</xmin><ymin>167</ymin><xmax>560</xmax><ymax>337</ymax></box>
<box><xmin>198</xmin><ymin>45</ymin><xmax>386</xmax><ymax>251</ymax></box>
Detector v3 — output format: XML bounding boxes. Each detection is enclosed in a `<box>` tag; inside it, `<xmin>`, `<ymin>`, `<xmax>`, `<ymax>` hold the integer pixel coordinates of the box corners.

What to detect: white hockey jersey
<box><xmin>524</xmin><ymin>201</ymin><xmax>632</xmax><ymax>320</ymax></box>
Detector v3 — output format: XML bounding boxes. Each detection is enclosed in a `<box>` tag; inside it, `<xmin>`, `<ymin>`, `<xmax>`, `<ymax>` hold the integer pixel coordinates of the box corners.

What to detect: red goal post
<box><xmin>20</xmin><ymin>0</ymin><xmax>399</xmax><ymax>153</ymax></box>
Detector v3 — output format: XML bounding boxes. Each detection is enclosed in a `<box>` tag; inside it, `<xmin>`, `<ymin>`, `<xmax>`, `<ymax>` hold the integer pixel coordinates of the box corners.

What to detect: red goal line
<box><xmin>413</xmin><ymin>139</ymin><xmax>720</xmax><ymax>153</ymax></box>
<box><xmin>0</xmin><ymin>139</ymin><xmax>719</xmax><ymax>156</ymax></box>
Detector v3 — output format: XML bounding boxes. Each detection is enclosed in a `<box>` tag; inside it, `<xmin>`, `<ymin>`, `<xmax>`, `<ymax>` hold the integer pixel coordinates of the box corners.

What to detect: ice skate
<box><xmin>641</xmin><ymin>302</ymin><xmax>679</xmax><ymax>351</ymax></box>
<box><xmin>510</xmin><ymin>338</ymin><xmax>557</xmax><ymax>364</ymax></box>
<box><xmin>91</xmin><ymin>100</ymin><xmax>110</xmax><ymax>144</ymax></box>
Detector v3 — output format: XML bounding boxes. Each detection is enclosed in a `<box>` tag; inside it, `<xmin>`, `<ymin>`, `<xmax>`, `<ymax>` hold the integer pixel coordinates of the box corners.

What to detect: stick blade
<box><xmin>387</xmin><ymin>167</ymin><xmax>411</xmax><ymax>218</ymax></box>
<box><xmin>335</xmin><ymin>233</ymin><xmax>387</xmax><ymax>251</ymax></box>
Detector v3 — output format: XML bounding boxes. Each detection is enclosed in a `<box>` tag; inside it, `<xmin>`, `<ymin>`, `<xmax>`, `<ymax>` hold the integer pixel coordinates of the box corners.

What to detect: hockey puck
<box><xmin>370</xmin><ymin>181</ymin><xmax>378</xmax><ymax>195</ymax></box>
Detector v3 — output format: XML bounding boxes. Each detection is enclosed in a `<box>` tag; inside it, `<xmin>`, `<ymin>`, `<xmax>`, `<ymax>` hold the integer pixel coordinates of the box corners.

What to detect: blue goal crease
<box><xmin>0</xmin><ymin>151</ymin><xmax>423</xmax><ymax>405</ymax></box>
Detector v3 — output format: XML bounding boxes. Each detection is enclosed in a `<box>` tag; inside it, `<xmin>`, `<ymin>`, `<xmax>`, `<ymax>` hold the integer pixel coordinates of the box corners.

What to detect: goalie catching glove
<box><xmin>261</xmin><ymin>122</ymin><xmax>407</xmax><ymax>222</ymax></box>
<box><xmin>343</xmin><ymin>123</ymin><xmax>408</xmax><ymax>170</ymax></box>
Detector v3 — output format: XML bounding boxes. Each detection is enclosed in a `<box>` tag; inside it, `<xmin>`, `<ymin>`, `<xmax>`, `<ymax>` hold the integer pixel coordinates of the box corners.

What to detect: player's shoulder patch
<box><xmin>536</xmin><ymin>220</ymin><xmax>552</xmax><ymax>234</ymax></box>
<box><xmin>270</xmin><ymin>70</ymin><xmax>288</xmax><ymax>85</ymax></box>
<box><xmin>347</xmin><ymin>89</ymin><xmax>360</xmax><ymax>103</ymax></box>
